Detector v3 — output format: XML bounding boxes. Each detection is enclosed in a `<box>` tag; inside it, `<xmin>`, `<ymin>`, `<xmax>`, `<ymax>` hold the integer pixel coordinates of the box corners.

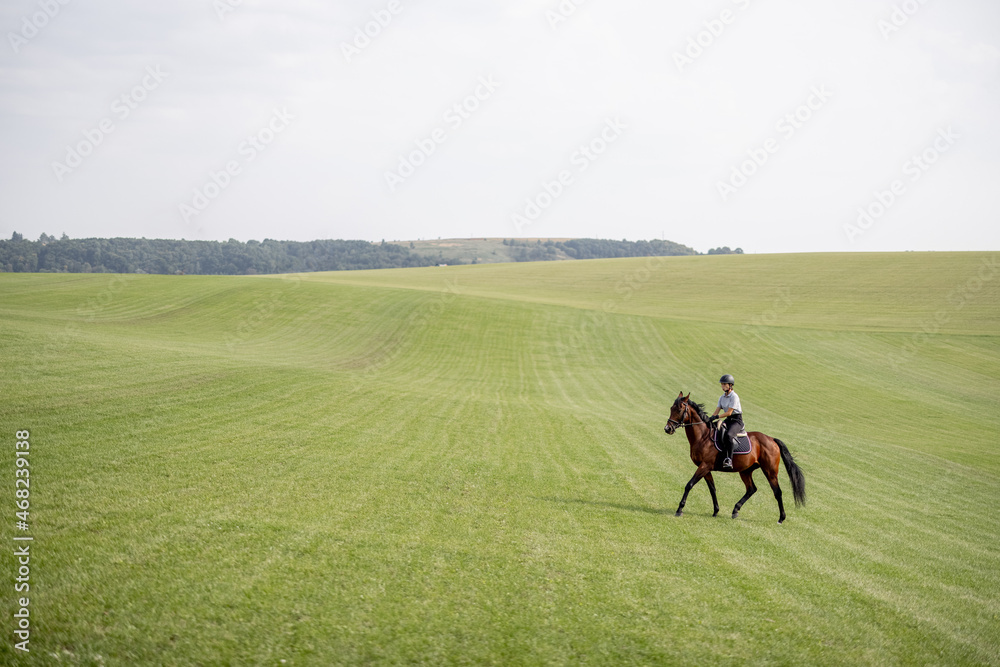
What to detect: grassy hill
<box><xmin>400</xmin><ymin>237</ymin><xmax>699</xmax><ymax>265</ymax></box>
<box><xmin>401</xmin><ymin>237</ymin><xmax>574</xmax><ymax>264</ymax></box>
<box><xmin>1</xmin><ymin>252</ymin><xmax>998</xmax><ymax>664</ymax></box>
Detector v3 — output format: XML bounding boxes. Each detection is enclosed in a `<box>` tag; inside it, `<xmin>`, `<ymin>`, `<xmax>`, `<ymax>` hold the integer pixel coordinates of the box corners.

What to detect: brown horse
<box><xmin>664</xmin><ymin>392</ymin><xmax>805</xmax><ymax>524</ymax></box>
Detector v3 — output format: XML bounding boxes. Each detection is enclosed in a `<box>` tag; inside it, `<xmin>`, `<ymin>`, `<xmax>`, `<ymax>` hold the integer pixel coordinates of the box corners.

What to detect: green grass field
<box><xmin>1</xmin><ymin>252</ymin><xmax>999</xmax><ymax>665</ymax></box>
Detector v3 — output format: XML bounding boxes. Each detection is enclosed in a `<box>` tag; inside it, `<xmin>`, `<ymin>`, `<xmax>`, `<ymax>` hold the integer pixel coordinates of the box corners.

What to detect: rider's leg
<box><xmin>722</xmin><ymin>418</ymin><xmax>734</xmax><ymax>467</ymax></box>
<box><xmin>724</xmin><ymin>419</ymin><xmax>742</xmax><ymax>468</ymax></box>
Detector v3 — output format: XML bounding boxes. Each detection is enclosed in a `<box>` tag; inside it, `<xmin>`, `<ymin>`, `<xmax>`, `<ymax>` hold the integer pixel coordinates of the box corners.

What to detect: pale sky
<box><xmin>1</xmin><ymin>0</ymin><xmax>998</xmax><ymax>254</ymax></box>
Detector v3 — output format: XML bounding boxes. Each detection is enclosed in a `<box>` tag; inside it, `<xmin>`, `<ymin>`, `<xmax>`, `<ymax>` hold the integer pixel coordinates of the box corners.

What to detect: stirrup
<box><xmin>723</xmin><ymin>457</ymin><xmax>733</xmax><ymax>468</ymax></box>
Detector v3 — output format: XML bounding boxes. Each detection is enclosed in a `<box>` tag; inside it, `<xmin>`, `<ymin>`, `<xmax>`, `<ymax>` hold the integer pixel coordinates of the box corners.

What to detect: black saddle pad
<box><xmin>714</xmin><ymin>429</ymin><xmax>751</xmax><ymax>455</ymax></box>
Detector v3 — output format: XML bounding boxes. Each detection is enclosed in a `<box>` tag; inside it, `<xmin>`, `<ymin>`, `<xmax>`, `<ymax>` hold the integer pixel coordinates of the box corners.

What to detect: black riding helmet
<box><xmin>720</xmin><ymin>374</ymin><xmax>735</xmax><ymax>384</ymax></box>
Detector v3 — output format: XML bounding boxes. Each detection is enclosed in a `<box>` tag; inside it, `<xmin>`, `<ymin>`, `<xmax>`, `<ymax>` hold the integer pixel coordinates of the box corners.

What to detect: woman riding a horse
<box><xmin>664</xmin><ymin>384</ymin><xmax>806</xmax><ymax>524</ymax></box>
<box><xmin>711</xmin><ymin>373</ymin><xmax>742</xmax><ymax>469</ymax></box>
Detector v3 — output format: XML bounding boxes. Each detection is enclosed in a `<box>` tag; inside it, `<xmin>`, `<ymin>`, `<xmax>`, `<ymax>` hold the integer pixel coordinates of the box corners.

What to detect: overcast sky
<box><xmin>1</xmin><ymin>0</ymin><xmax>998</xmax><ymax>254</ymax></box>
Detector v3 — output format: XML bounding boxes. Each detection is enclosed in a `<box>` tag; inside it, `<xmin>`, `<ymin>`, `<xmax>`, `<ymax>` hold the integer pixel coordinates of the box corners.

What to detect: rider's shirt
<box><xmin>718</xmin><ymin>391</ymin><xmax>742</xmax><ymax>415</ymax></box>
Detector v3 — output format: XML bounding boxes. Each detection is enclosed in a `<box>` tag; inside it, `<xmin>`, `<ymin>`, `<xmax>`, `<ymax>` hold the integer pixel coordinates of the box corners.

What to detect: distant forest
<box><xmin>0</xmin><ymin>233</ymin><xmax>733</xmax><ymax>275</ymax></box>
<box><xmin>501</xmin><ymin>238</ymin><xmax>703</xmax><ymax>262</ymax></box>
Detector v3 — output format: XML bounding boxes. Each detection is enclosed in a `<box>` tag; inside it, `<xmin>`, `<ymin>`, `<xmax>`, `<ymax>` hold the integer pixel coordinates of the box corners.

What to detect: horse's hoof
<box><xmin>777</xmin><ymin>520</ymin><xmax>783</xmax><ymax>525</ymax></box>
<box><xmin>713</xmin><ymin>511</ymin><xmax>719</xmax><ymax>517</ymax></box>
<box><xmin>731</xmin><ymin>512</ymin><xmax>739</xmax><ymax>519</ymax></box>
<box><xmin>675</xmin><ymin>511</ymin><xmax>683</xmax><ymax>517</ymax></box>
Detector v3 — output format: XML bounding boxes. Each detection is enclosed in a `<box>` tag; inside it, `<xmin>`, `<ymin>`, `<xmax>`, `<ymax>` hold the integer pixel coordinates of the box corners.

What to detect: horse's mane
<box><xmin>674</xmin><ymin>395</ymin><xmax>712</xmax><ymax>424</ymax></box>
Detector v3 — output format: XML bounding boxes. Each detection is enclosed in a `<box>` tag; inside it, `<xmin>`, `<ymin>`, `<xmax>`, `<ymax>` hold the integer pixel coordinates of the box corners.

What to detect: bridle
<box><xmin>666</xmin><ymin>400</ymin><xmax>704</xmax><ymax>430</ymax></box>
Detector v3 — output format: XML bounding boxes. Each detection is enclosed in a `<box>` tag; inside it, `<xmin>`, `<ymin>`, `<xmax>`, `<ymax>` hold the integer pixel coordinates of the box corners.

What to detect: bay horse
<box><xmin>664</xmin><ymin>392</ymin><xmax>805</xmax><ymax>524</ymax></box>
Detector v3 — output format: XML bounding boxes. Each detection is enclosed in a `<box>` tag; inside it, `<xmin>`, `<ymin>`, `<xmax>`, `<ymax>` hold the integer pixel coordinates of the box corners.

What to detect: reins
<box><xmin>667</xmin><ymin>404</ymin><xmax>718</xmax><ymax>430</ymax></box>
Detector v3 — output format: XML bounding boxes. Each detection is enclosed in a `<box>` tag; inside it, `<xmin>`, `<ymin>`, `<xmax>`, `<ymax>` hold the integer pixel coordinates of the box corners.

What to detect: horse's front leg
<box><xmin>732</xmin><ymin>469</ymin><xmax>757</xmax><ymax>519</ymax></box>
<box><xmin>676</xmin><ymin>465</ymin><xmax>711</xmax><ymax>517</ymax></box>
<box><xmin>704</xmin><ymin>472</ymin><xmax>720</xmax><ymax>517</ymax></box>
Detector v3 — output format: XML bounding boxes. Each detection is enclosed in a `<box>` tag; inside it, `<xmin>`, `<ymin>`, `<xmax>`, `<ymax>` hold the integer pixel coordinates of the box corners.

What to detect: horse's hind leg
<box><xmin>732</xmin><ymin>470</ymin><xmax>757</xmax><ymax>519</ymax></box>
<box><xmin>765</xmin><ymin>467</ymin><xmax>786</xmax><ymax>524</ymax></box>
<box><xmin>704</xmin><ymin>473</ymin><xmax>720</xmax><ymax>517</ymax></box>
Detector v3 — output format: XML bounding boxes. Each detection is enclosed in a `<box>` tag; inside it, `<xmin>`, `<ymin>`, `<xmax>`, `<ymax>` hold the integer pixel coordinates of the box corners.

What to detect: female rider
<box><xmin>710</xmin><ymin>374</ymin><xmax>743</xmax><ymax>469</ymax></box>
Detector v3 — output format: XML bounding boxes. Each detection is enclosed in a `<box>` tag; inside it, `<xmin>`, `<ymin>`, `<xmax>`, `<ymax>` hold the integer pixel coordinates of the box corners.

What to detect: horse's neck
<box><xmin>685</xmin><ymin>419</ymin><xmax>711</xmax><ymax>449</ymax></box>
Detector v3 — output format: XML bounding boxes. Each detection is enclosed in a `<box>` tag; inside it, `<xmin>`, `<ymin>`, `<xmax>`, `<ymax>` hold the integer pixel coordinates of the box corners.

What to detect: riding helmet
<box><xmin>719</xmin><ymin>374</ymin><xmax>735</xmax><ymax>384</ymax></box>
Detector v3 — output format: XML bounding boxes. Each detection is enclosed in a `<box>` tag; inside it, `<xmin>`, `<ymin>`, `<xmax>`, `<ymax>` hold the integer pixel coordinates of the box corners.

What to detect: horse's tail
<box><xmin>775</xmin><ymin>438</ymin><xmax>806</xmax><ymax>507</ymax></box>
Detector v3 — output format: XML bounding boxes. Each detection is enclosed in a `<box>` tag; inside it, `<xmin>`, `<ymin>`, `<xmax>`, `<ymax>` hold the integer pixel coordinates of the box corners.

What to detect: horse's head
<box><xmin>664</xmin><ymin>392</ymin><xmax>693</xmax><ymax>435</ymax></box>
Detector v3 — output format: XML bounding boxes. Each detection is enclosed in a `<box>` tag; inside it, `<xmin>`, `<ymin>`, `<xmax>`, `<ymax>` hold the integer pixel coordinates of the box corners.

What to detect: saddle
<box><xmin>713</xmin><ymin>428</ymin><xmax>751</xmax><ymax>455</ymax></box>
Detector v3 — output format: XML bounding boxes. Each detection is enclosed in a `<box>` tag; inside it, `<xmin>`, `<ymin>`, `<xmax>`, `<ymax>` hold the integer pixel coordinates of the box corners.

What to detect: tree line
<box><xmin>501</xmin><ymin>238</ymin><xmax>707</xmax><ymax>262</ymax></box>
<box><xmin>0</xmin><ymin>235</ymin><xmax>437</xmax><ymax>274</ymax></box>
<box><xmin>0</xmin><ymin>234</ymin><xmax>727</xmax><ymax>275</ymax></box>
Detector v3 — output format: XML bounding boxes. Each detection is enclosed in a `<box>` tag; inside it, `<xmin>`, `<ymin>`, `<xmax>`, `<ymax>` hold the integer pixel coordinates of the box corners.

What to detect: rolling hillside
<box><xmin>401</xmin><ymin>237</ymin><xmax>699</xmax><ymax>265</ymax></box>
<box><xmin>1</xmin><ymin>252</ymin><xmax>998</xmax><ymax>664</ymax></box>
